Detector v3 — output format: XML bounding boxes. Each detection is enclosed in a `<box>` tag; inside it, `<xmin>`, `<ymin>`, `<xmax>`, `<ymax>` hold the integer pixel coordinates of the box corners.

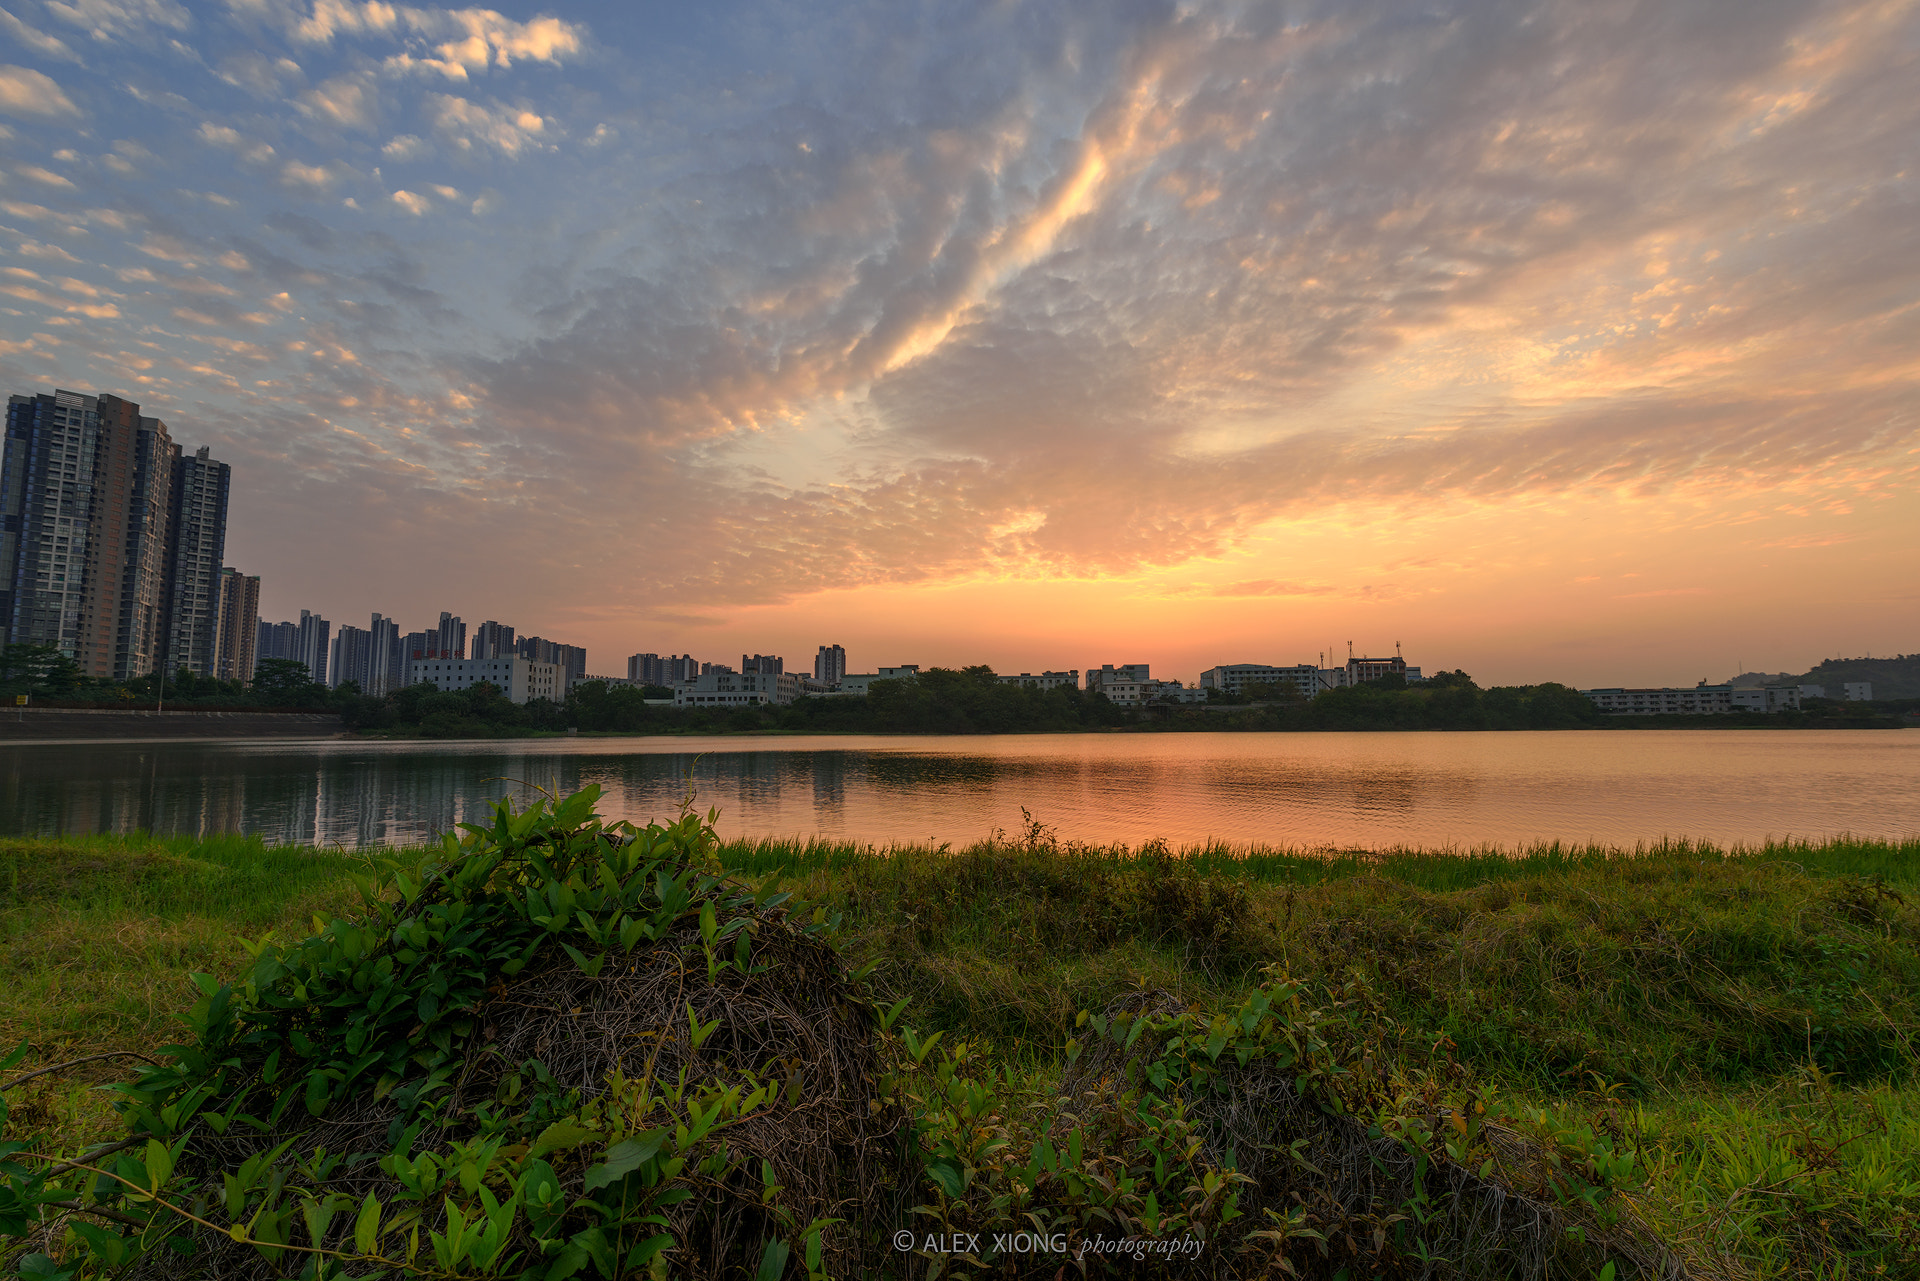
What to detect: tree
<box><xmin>252</xmin><ymin>657</ymin><xmax>313</xmax><ymax>692</ymax></box>
<box><xmin>0</xmin><ymin>642</ymin><xmax>82</xmax><ymax>692</ymax></box>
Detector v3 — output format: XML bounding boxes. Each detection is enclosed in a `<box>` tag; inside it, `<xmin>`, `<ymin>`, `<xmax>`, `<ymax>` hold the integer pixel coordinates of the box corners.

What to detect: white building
<box><xmin>673</xmin><ymin>670</ymin><xmax>806</xmax><ymax>706</ymax></box>
<box><xmin>1798</xmin><ymin>685</ymin><xmax>1827</xmax><ymax>700</ymax></box>
<box><xmin>1582</xmin><ymin>684</ymin><xmax>1799</xmax><ymax>715</ymax></box>
<box><xmin>1843</xmin><ymin>682</ymin><xmax>1873</xmax><ymax>701</ymax></box>
<box><xmin>1199</xmin><ymin>664</ymin><xmax>1327</xmax><ymax>698</ymax></box>
<box><xmin>998</xmin><ymin>670</ymin><xmax>1080</xmax><ymax>690</ymax></box>
<box><xmin>831</xmin><ymin>665</ymin><xmax>921</xmax><ymax>696</ymax></box>
<box><xmin>407</xmin><ymin>655</ymin><xmax>566</xmax><ymax>704</ymax></box>
<box><xmin>1101</xmin><ymin>679</ymin><xmax>1204</xmax><ymax>705</ymax></box>
<box><xmin>1085</xmin><ymin>664</ymin><xmax>1151</xmax><ymax>695</ymax></box>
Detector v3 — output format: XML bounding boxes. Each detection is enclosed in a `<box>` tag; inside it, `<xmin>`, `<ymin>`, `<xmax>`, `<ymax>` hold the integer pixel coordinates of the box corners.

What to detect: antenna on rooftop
<box><xmin>1396</xmin><ymin>639</ymin><xmax>1402</xmax><ymax>658</ymax></box>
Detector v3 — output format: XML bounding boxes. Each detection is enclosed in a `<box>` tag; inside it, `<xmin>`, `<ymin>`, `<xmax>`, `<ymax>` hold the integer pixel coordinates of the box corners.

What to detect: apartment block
<box><xmin>997</xmin><ymin>670</ymin><xmax>1079</xmax><ymax>690</ymax></box>
<box><xmin>407</xmin><ymin>655</ymin><xmax>565</xmax><ymax>704</ymax></box>
<box><xmin>672</xmin><ymin>669</ymin><xmax>804</xmax><ymax>706</ymax></box>
<box><xmin>367</xmin><ymin>613</ymin><xmax>402</xmax><ymax>694</ymax></box>
<box><xmin>830</xmin><ymin>666</ymin><xmax>920</xmax><ymax>696</ymax></box>
<box><xmin>814</xmin><ymin>644</ymin><xmax>846</xmax><ymax>684</ymax></box>
<box><xmin>4</xmin><ymin>388</ymin><xmax>238</xmax><ymax>684</ymax></box>
<box><xmin>1085</xmin><ymin>664</ymin><xmax>1150</xmax><ymax>694</ymax></box>
<box><xmin>471</xmin><ymin>619</ymin><xmax>515</xmax><ymax>659</ymax></box>
<box><xmin>1</xmin><ymin>390</ymin><xmax>176</xmax><ymax>679</ymax></box>
<box><xmin>212</xmin><ymin>568</ymin><xmax>259</xmax><ymax>684</ymax></box>
<box><xmin>1581</xmin><ymin>685</ymin><xmax>1801</xmax><ymax>714</ymax></box>
<box><xmin>161</xmin><ymin>446</ymin><xmax>230</xmax><ymax>676</ymax></box>
<box><xmin>518</xmin><ymin>635</ymin><xmax>585</xmax><ymax>682</ymax></box>
<box><xmin>629</xmin><ymin>652</ymin><xmax>699</xmax><ymax>685</ymax></box>
<box><xmin>1198</xmin><ymin>664</ymin><xmax>1323</xmax><ymax>698</ymax></box>
<box><xmin>330</xmin><ymin>625</ymin><xmax>373</xmax><ymax>690</ymax></box>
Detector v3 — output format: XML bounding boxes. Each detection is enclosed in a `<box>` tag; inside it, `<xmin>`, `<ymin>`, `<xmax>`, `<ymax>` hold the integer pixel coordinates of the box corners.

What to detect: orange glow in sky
<box><xmin>2</xmin><ymin>0</ymin><xmax>1914</xmax><ymax>685</ymax></box>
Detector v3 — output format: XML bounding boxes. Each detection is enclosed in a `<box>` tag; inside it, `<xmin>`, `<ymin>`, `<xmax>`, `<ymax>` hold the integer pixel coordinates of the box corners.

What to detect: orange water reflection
<box><xmin>3</xmin><ymin>730</ymin><xmax>1916</xmax><ymax>851</ymax></box>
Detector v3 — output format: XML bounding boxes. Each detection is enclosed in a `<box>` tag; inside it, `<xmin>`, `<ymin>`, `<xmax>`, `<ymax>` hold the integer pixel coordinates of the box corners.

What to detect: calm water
<box><xmin>4</xmin><ymin>731</ymin><xmax>1917</xmax><ymax>851</ymax></box>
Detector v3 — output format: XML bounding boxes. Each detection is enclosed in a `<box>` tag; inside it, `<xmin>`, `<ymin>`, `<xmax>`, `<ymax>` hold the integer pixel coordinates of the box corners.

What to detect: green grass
<box><xmin>4</xmin><ymin>827</ymin><xmax>1917</xmax><ymax>1276</ymax></box>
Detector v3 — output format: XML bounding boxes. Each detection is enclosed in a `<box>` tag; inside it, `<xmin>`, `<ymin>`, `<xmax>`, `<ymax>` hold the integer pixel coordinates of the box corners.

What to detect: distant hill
<box><xmin>1727</xmin><ymin>654</ymin><xmax>1920</xmax><ymax>700</ymax></box>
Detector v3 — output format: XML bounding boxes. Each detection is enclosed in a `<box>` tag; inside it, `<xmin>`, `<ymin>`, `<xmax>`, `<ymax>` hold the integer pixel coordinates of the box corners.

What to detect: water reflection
<box><xmin>0</xmin><ymin>731</ymin><xmax>1914</xmax><ymax>850</ymax></box>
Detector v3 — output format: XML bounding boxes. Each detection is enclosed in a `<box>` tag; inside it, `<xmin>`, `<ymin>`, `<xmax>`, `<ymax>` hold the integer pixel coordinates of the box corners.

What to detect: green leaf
<box><xmin>583</xmin><ymin>1130</ymin><xmax>668</xmax><ymax>1192</ymax></box>
<box><xmin>353</xmin><ymin>1192</ymin><xmax>382</xmax><ymax>1255</ymax></box>
<box><xmin>530</xmin><ymin>1121</ymin><xmax>605</xmax><ymax>1159</ymax></box>
<box><xmin>625</xmin><ymin>1233</ymin><xmax>675</xmax><ymax>1271</ymax></box>
<box><xmin>925</xmin><ymin>1157</ymin><xmax>967</xmax><ymax>1198</ymax></box>
<box><xmin>756</xmin><ymin>1237</ymin><xmax>791</xmax><ymax>1281</ymax></box>
<box><xmin>573</xmin><ymin>1227</ymin><xmax>616</xmax><ymax>1280</ymax></box>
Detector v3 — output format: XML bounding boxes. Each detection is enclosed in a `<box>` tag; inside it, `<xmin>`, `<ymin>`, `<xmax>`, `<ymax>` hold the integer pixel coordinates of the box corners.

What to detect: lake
<box><xmin>4</xmin><ymin>730</ymin><xmax>1917</xmax><ymax>851</ymax></box>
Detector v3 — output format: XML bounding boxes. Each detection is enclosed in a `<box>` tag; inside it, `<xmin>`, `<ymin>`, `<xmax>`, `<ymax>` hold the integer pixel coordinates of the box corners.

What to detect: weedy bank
<box><xmin>1</xmin><ymin>802</ymin><xmax>1916</xmax><ymax>1279</ymax></box>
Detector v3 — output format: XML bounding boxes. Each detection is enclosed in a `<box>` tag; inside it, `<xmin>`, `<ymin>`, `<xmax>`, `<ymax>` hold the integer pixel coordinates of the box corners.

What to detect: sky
<box><xmin>1</xmin><ymin>0</ymin><xmax>1916</xmax><ymax>687</ymax></box>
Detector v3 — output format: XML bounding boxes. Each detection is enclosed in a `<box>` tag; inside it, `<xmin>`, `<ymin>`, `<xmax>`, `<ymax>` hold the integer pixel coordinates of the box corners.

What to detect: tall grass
<box><xmin>715</xmin><ymin>830</ymin><xmax>1920</xmax><ymax>889</ymax></box>
<box><xmin>5</xmin><ymin>825</ymin><xmax>1916</xmax><ymax>1276</ymax></box>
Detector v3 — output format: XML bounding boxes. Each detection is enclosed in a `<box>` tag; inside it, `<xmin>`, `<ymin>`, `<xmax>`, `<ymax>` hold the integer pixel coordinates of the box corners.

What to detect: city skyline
<box><xmin>0</xmin><ymin>1</ymin><xmax>1914</xmax><ymax>687</ymax></box>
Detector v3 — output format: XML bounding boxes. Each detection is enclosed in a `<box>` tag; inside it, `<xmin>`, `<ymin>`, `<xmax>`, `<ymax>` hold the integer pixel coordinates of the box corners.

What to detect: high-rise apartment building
<box><xmin>518</xmin><ymin>636</ymin><xmax>585</xmax><ymax>681</ymax></box>
<box><xmin>2</xmin><ymin>390</ymin><xmax>98</xmax><ymax>655</ymax></box>
<box><xmin>627</xmin><ymin>653</ymin><xmax>700</xmax><ymax>686</ymax></box>
<box><xmin>257</xmin><ymin>611</ymin><xmax>329</xmax><ymax>683</ymax></box>
<box><xmin>257</xmin><ymin>619</ymin><xmax>298</xmax><ymax>665</ymax></box>
<box><xmin>212</xmin><ymin>568</ymin><xmax>259</xmax><ymax>684</ymax></box>
<box><xmin>743</xmin><ymin>653</ymin><xmax>784</xmax><ymax>675</ymax></box>
<box><xmin>161</xmin><ymin>446</ymin><xmax>230</xmax><ymax>676</ymax></box>
<box><xmin>95</xmin><ymin>400</ymin><xmax>176</xmax><ymax>682</ymax></box>
<box><xmin>814</xmin><ymin>644</ymin><xmax>847</xmax><ymax>685</ymax></box>
<box><xmin>329</xmin><ymin>625</ymin><xmax>371</xmax><ymax>690</ymax></box>
<box><xmin>295</xmin><ymin>609</ymin><xmax>330</xmax><ymax>685</ymax></box>
<box><xmin>367</xmin><ymin>613</ymin><xmax>401</xmax><ymax>694</ymax></box>
<box><xmin>471</xmin><ymin>619</ymin><xmax>516</xmax><ymax>659</ymax></box>
<box><xmin>4</xmin><ymin>388</ymin><xmax>234</xmax><ymax>683</ymax></box>
<box><xmin>2</xmin><ymin>390</ymin><xmax>177</xmax><ymax>679</ymax></box>
<box><xmin>435</xmin><ymin>612</ymin><xmax>466</xmax><ymax>662</ymax></box>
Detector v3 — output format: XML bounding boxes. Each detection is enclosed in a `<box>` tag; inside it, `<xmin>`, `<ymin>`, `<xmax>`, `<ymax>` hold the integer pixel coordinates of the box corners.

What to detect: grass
<box><xmin>3</xmin><ymin>824</ymin><xmax>1917</xmax><ymax>1276</ymax></box>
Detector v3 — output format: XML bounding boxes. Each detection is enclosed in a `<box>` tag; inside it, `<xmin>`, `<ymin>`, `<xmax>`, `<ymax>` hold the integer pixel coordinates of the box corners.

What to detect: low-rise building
<box><xmin>1582</xmin><ymin>684</ymin><xmax>1800</xmax><ymax>715</ymax></box>
<box><xmin>1085</xmin><ymin>664</ymin><xmax>1150</xmax><ymax>695</ymax></box>
<box><xmin>1102</xmin><ymin>679</ymin><xmax>1203</xmax><ymax>705</ymax></box>
<box><xmin>408</xmin><ymin>655</ymin><xmax>565</xmax><ymax>704</ymax></box>
<box><xmin>1199</xmin><ymin>663</ymin><xmax>1325</xmax><ymax>698</ymax></box>
<box><xmin>1843</xmin><ymin>682</ymin><xmax>1873</xmax><ymax>701</ymax></box>
<box><xmin>1798</xmin><ymin>684</ymin><xmax>1827</xmax><ymax>700</ymax></box>
<box><xmin>673</xmin><ymin>670</ymin><xmax>805</xmax><ymax>706</ymax></box>
<box><xmin>998</xmin><ymin>670</ymin><xmax>1079</xmax><ymax>690</ymax></box>
<box><xmin>832</xmin><ymin>665</ymin><xmax>920</xmax><ymax>696</ymax></box>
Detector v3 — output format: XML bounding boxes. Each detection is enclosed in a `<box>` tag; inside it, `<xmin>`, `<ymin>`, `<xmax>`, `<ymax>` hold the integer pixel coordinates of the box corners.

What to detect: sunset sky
<box><xmin>2</xmin><ymin>0</ymin><xmax>1915</xmax><ymax>687</ymax></box>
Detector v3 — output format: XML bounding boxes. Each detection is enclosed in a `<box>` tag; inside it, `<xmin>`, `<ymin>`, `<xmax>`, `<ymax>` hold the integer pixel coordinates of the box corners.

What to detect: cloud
<box><xmin>216</xmin><ymin>50</ymin><xmax>304</xmax><ymax>95</ymax></box>
<box><xmin>297</xmin><ymin>72</ymin><xmax>378</xmax><ymax>130</ymax></box>
<box><xmin>8</xmin><ymin>0</ymin><xmax>1917</xmax><ymax>667</ymax></box>
<box><xmin>42</xmin><ymin>0</ymin><xmax>190</xmax><ymax>39</ymax></box>
<box><xmin>428</xmin><ymin>92</ymin><xmax>544</xmax><ymax>154</ymax></box>
<box><xmin>13</xmin><ymin>164</ymin><xmax>76</xmax><ymax>187</ymax></box>
<box><xmin>0</xmin><ymin>65</ymin><xmax>81</xmax><ymax>116</ymax></box>
<box><xmin>0</xmin><ymin>8</ymin><xmax>81</xmax><ymax>61</ymax></box>
<box><xmin>280</xmin><ymin>159</ymin><xmax>341</xmax><ymax>192</ymax></box>
<box><xmin>381</xmin><ymin>132</ymin><xmax>425</xmax><ymax>159</ymax></box>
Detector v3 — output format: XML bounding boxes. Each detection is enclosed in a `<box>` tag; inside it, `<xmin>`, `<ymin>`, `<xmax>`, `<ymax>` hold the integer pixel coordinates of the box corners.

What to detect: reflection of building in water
<box><xmin>811</xmin><ymin>753</ymin><xmax>847</xmax><ymax>814</ymax></box>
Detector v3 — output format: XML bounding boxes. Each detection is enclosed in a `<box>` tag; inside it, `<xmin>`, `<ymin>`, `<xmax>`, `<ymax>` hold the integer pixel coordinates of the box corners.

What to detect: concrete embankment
<box><xmin>0</xmin><ymin>707</ymin><xmax>346</xmax><ymax>741</ymax></box>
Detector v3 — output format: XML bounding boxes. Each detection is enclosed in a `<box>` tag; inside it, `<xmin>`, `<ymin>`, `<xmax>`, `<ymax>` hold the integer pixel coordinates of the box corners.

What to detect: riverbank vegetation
<box><xmin>11</xmin><ymin>644</ymin><xmax>1907</xmax><ymax>737</ymax></box>
<box><xmin>343</xmin><ymin>668</ymin><xmax>1909</xmax><ymax>739</ymax></box>
<box><xmin>4</xmin><ymin>806</ymin><xmax>1916</xmax><ymax>1278</ymax></box>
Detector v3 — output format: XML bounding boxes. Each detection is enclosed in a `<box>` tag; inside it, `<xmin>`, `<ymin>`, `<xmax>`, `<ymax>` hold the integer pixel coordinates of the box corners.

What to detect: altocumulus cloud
<box><xmin>0</xmin><ymin>0</ymin><xmax>1913</xmax><ymax>626</ymax></box>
